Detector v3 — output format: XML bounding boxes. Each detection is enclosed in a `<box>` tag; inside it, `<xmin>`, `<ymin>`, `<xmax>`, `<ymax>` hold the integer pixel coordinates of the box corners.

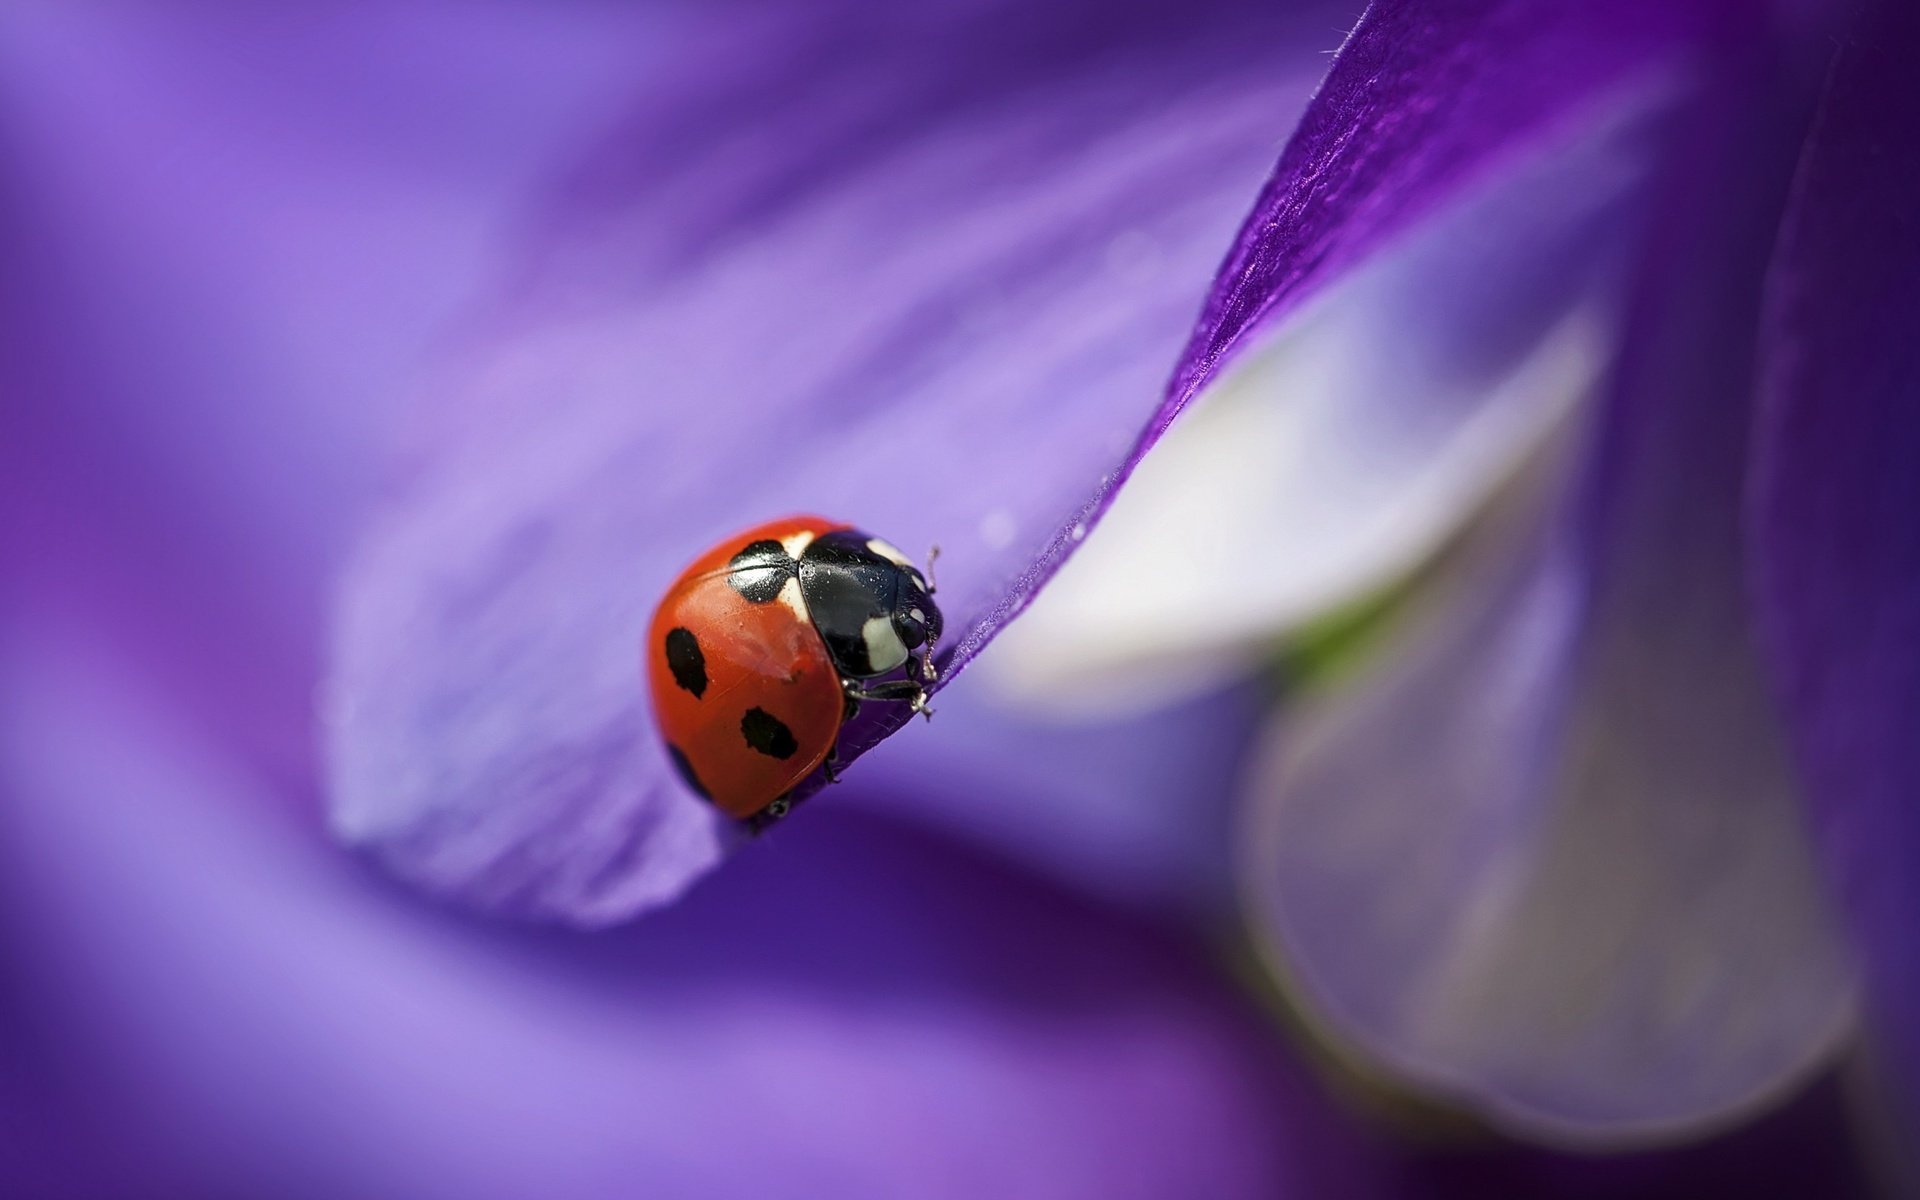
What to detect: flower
<box><xmin>2</xmin><ymin>5</ymin><xmax>1385</xmax><ymax>1196</ymax></box>
<box><xmin>1</xmin><ymin>0</ymin><xmax>1910</xmax><ymax>1197</ymax></box>
<box><xmin>980</xmin><ymin>0</ymin><xmax>1920</xmax><ymax>1160</ymax></box>
<box><xmin>323</xmin><ymin>0</ymin><xmax>1716</xmax><ymax>923</ymax></box>
<box><xmin>1747</xmin><ymin>0</ymin><xmax>1920</xmax><ymax>1152</ymax></box>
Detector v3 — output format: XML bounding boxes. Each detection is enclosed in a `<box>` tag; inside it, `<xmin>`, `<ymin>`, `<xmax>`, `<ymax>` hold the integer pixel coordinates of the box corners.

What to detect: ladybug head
<box><xmin>891</xmin><ymin>567</ymin><xmax>942</xmax><ymax>655</ymax></box>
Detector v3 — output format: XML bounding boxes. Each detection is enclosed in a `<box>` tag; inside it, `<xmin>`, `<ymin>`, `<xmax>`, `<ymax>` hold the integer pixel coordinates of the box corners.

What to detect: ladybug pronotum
<box><xmin>646</xmin><ymin>516</ymin><xmax>941</xmax><ymax>823</ymax></box>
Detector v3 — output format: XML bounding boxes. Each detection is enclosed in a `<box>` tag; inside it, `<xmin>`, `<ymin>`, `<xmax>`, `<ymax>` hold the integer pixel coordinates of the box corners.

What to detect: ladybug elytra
<box><xmin>647</xmin><ymin>516</ymin><xmax>941</xmax><ymax>823</ymax></box>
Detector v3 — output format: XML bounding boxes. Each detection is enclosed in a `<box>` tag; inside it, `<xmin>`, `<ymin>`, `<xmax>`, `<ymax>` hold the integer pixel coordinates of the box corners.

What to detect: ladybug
<box><xmin>647</xmin><ymin>516</ymin><xmax>942</xmax><ymax>823</ymax></box>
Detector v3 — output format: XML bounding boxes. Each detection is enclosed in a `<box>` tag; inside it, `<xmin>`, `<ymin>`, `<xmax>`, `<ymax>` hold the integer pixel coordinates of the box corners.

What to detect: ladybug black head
<box><xmin>798</xmin><ymin>530</ymin><xmax>943</xmax><ymax>680</ymax></box>
<box><xmin>891</xmin><ymin>568</ymin><xmax>940</xmax><ymax>653</ymax></box>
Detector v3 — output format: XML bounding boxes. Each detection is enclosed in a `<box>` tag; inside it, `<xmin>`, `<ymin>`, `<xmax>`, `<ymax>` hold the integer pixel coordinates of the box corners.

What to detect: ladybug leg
<box><xmin>745</xmin><ymin>795</ymin><xmax>793</xmax><ymax>835</ymax></box>
<box><xmin>822</xmin><ymin>741</ymin><xmax>843</xmax><ymax>784</ymax></box>
<box><xmin>843</xmin><ymin>676</ymin><xmax>935</xmax><ymax>720</ymax></box>
<box><xmin>842</xmin><ymin>678</ymin><xmax>925</xmax><ymax>702</ymax></box>
<box><xmin>909</xmin><ymin>651</ymin><xmax>936</xmax><ymax>718</ymax></box>
<box><xmin>923</xmin><ymin>544</ymin><xmax>941</xmax><ymax>595</ymax></box>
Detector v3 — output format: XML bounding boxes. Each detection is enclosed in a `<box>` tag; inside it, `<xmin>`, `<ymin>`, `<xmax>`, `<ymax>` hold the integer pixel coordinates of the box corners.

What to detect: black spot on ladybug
<box><xmin>728</xmin><ymin>539</ymin><xmax>795</xmax><ymax>604</ymax></box>
<box><xmin>663</xmin><ymin>626</ymin><xmax>707</xmax><ymax>697</ymax></box>
<box><xmin>667</xmin><ymin>744</ymin><xmax>712</xmax><ymax>801</ymax></box>
<box><xmin>740</xmin><ymin>707</ymin><xmax>798</xmax><ymax>759</ymax></box>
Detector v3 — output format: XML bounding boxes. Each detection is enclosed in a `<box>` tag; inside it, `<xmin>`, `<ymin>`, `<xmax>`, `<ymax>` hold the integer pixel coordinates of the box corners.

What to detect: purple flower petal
<box><xmin>1750</xmin><ymin>0</ymin><xmax>1920</xmax><ymax>1130</ymax></box>
<box><xmin>841</xmin><ymin>677</ymin><xmax>1267</xmax><ymax>915</ymax></box>
<box><xmin>0</xmin><ymin>1</ymin><xmax>660</xmax><ymax>781</ymax></box>
<box><xmin>989</xmin><ymin>90</ymin><xmax>1660</xmax><ymax>711</ymax></box>
<box><xmin>1240</xmin><ymin>43</ymin><xmax>1854</xmax><ymax>1141</ymax></box>
<box><xmin>1</xmin><ymin>638</ymin><xmax>1382</xmax><ymax>1200</ymax></box>
<box><xmin>1163</xmin><ymin>0</ymin><xmax>1713</xmax><ymax>407</ymax></box>
<box><xmin>331</xmin><ymin>0</ymin><xmax>1705</xmax><ymax>922</ymax></box>
<box><xmin>854</xmin><ymin>96</ymin><xmax>1669</xmax><ymax>909</ymax></box>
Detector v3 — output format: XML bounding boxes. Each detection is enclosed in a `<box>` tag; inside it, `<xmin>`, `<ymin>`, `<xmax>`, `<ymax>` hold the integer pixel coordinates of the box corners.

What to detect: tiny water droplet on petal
<box><xmin>979</xmin><ymin>509</ymin><xmax>1017</xmax><ymax>550</ymax></box>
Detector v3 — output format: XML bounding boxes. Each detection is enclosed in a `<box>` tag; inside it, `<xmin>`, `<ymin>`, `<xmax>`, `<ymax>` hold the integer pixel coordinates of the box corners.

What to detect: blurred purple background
<box><xmin>4</xmin><ymin>2</ymin><xmax>1913</xmax><ymax>1197</ymax></box>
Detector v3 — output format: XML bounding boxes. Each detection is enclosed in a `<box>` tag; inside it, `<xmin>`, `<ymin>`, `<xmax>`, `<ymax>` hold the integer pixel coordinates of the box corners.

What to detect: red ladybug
<box><xmin>647</xmin><ymin>516</ymin><xmax>941</xmax><ymax>822</ymax></box>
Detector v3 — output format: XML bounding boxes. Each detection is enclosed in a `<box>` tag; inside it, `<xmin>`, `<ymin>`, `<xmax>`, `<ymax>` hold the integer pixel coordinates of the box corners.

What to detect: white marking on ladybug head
<box><xmin>777</xmin><ymin>575</ymin><xmax>810</xmax><ymax>623</ymax></box>
<box><xmin>781</xmin><ymin>530</ymin><xmax>818</xmax><ymax>558</ymax></box>
<box><xmin>866</xmin><ymin>538</ymin><xmax>911</xmax><ymax>567</ymax></box>
<box><xmin>861</xmin><ymin>615</ymin><xmax>909</xmax><ymax>674</ymax></box>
